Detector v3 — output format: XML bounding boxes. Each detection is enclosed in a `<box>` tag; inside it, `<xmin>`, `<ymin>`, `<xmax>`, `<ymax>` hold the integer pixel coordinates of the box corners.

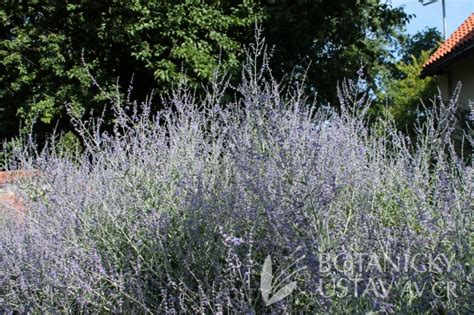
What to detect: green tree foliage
<box><xmin>376</xmin><ymin>28</ymin><xmax>442</xmax><ymax>134</ymax></box>
<box><xmin>0</xmin><ymin>0</ymin><xmax>428</xmax><ymax>144</ymax></box>
<box><xmin>399</xmin><ymin>27</ymin><xmax>441</xmax><ymax>64</ymax></box>
<box><xmin>261</xmin><ymin>0</ymin><xmax>411</xmax><ymax>106</ymax></box>
<box><xmin>381</xmin><ymin>50</ymin><xmax>438</xmax><ymax>133</ymax></box>
<box><xmin>0</xmin><ymin>0</ymin><xmax>261</xmax><ymax>140</ymax></box>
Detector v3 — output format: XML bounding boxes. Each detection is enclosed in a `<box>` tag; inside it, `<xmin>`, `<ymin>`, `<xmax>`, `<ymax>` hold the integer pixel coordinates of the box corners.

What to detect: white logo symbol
<box><xmin>260</xmin><ymin>255</ymin><xmax>297</xmax><ymax>306</ymax></box>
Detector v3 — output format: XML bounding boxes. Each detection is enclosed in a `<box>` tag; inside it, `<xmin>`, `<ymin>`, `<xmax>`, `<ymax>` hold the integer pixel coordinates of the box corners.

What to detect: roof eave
<box><xmin>421</xmin><ymin>42</ymin><xmax>474</xmax><ymax>78</ymax></box>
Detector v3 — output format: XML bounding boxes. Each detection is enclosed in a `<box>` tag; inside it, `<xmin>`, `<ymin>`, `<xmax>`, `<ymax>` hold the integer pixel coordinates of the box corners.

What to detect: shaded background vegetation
<box><xmin>1</xmin><ymin>0</ymin><xmax>442</xmax><ymax>147</ymax></box>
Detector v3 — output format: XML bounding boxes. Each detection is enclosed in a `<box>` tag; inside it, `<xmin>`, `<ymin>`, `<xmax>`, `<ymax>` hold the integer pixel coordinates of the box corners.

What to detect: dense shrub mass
<box><xmin>0</xmin><ymin>41</ymin><xmax>472</xmax><ymax>313</ymax></box>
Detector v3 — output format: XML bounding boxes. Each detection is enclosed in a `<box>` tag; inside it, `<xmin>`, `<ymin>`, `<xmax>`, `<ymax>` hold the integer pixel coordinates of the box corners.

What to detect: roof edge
<box><xmin>421</xmin><ymin>42</ymin><xmax>474</xmax><ymax>78</ymax></box>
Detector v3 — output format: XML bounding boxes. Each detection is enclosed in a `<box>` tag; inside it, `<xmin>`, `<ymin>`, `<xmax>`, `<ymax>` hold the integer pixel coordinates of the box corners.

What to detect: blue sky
<box><xmin>390</xmin><ymin>0</ymin><xmax>474</xmax><ymax>36</ymax></box>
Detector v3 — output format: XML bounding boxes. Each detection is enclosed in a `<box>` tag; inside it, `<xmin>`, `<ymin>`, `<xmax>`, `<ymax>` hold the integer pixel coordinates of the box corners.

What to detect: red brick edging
<box><xmin>0</xmin><ymin>170</ymin><xmax>38</xmax><ymax>221</ymax></box>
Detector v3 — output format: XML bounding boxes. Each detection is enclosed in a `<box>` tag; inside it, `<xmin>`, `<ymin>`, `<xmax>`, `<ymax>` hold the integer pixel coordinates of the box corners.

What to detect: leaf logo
<box><xmin>260</xmin><ymin>255</ymin><xmax>297</xmax><ymax>306</ymax></box>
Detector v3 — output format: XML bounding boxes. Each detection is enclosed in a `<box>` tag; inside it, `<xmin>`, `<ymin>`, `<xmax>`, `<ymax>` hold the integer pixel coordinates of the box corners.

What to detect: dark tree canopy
<box><xmin>400</xmin><ymin>27</ymin><xmax>442</xmax><ymax>64</ymax></box>
<box><xmin>1</xmin><ymin>0</ymin><xmax>413</xmax><ymax>142</ymax></box>
<box><xmin>0</xmin><ymin>0</ymin><xmax>260</xmax><ymax>140</ymax></box>
<box><xmin>261</xmin><ymin>0</ymin><xmax>411</xmax><ymax>106</ymax></box>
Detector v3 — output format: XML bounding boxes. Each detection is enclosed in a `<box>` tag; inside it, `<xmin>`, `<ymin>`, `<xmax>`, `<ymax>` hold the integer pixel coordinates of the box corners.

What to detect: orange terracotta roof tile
<box><xmin>423</xmin><ymin>13</ymin><xmax>474</xmax><ymax>70</ymax></box>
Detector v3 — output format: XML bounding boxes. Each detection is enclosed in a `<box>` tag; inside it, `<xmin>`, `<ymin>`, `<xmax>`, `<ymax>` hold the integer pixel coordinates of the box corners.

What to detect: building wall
<box><xmin>436</xmin><ymin>53</ymin><xmax>474</xmax><ymax>111</ymax></box>
<box><xmin>435</xmin><ymin>54</ymin><xmax>473</xmax><ymax>157</ymax></box>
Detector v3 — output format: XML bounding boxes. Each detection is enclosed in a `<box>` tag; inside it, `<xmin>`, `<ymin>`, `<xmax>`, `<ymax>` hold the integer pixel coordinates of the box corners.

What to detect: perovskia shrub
<box><xmin>1</xmin><ymin>35</ymin><xmax>472</xmax><ymax>313</ymax></box>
